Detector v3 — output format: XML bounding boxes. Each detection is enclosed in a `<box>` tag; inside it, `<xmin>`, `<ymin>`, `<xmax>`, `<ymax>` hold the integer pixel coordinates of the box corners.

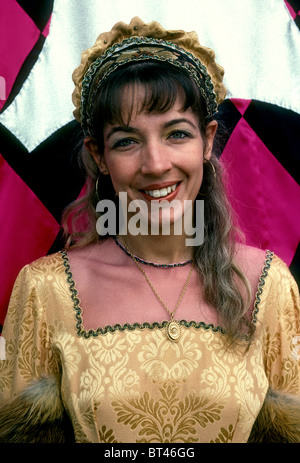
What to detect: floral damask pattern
<box><xmin>210</xmin><ymin>424</ymin><xmax>235</xmax><ymax>443</ymax></box>
<box><xmin>112</xmin><ymin>380</ymin><xmax>224</xmax><ymax>443</ymax></box>
<box><xmin>138</xmin><ymin>329</ymin><xmax>202</xmax><ymax>381</ymax></box>
<box><xmin>0</xmin><ymin>251</ymin><xmax>299</xmax><ymax>443</ymax></box>
<box><xmin>111</xmin><ymin>379</ymin><xmax>225</xmax><ymax>443</ymax></box>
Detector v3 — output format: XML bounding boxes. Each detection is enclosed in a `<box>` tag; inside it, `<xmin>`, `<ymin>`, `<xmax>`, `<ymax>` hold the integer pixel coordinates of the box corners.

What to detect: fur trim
<box><xmin>248</xmin><ymin>388</ymin><xmax>300</xmax><ymax>443</ymax></box>
<box><xmin>0</xmin><ymin>375</ymin><xmax>75</xmax><ymax>443</ymax></box>
<box><xmin>1</xmin><ymin>377</ymin><xmax>300</xmax><ymax>443</ymax></box>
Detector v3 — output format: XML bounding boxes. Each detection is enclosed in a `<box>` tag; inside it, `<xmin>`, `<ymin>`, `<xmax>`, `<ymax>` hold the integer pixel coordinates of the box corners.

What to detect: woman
<box><xmin>0</xmin><ymin>17</ymin><xmax>299</xmax><ymax>443</ymax></box>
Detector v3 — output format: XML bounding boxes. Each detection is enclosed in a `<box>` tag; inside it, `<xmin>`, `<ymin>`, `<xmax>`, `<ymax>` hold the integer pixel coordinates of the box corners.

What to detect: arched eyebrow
<box><xmin>105</xmin><ymin>126</ymin><xmax>136</xmax><ymax>141</ymax></box>
<box><xmin>105</xmin><ymin>118</ymin><xmax>198</xmax><ymax>141</ymax></box>
<box><xmin>164</xmin><ymin>118</ymin><xmax>198</xmax><ymax>130</ymax></box>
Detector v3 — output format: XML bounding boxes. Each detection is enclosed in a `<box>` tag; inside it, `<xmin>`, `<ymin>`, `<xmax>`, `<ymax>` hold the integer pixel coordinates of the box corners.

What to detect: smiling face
<box><xmin>86</xmin><ymin>83</ymin><xmax>217</xmax><ymax>232</ymax></box>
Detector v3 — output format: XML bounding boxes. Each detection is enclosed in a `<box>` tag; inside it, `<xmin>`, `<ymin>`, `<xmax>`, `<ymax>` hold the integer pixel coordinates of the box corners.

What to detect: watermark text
<box><xmin>96</xmin><ymin>192</ymin><xmax>204</xmax><ymax>246</ymax></box>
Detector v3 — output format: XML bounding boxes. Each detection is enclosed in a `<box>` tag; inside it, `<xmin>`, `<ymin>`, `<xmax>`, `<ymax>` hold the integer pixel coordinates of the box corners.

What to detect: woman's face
<box><xmin>88</xmin><ymin>84</ymin><xmax>217</xmax><ymax>230</ymax></box>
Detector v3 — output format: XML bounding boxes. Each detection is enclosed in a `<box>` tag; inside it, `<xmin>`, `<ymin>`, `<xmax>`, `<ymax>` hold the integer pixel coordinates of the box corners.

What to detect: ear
<box><xmin>84</xmin><ymin>137</ymin><xmax>109</xmax><ymax>174</ymax></box>
<box><xmin>203</xmin><ymin>120</ymin><xmax>218</xmax><ymax>161</ymax></box>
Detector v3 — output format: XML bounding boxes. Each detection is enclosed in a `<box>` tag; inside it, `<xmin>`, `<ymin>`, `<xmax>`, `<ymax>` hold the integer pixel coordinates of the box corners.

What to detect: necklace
<box><xmin>114</xmin><ymin>236</ymin><xmax>193</xmax><ymax>268</ymax></box>
<box><xmin>122</xmin><ymin>237</ymin><xmax>194</xmax><ymax>342</ymax></box>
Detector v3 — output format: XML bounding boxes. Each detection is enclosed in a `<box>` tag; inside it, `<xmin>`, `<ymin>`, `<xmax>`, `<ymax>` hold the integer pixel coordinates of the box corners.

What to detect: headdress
<box><xmin>72</xmin><ymin>17</ymin><xmax>227</xmax><ymax>136</ymax></box>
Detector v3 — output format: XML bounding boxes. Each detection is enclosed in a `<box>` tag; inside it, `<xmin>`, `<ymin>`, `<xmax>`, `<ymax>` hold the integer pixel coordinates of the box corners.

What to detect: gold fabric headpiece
<box><xmin>72</xmin><ymin>17</ymin><xmax>227</xmax><ymax>136</ymax></box>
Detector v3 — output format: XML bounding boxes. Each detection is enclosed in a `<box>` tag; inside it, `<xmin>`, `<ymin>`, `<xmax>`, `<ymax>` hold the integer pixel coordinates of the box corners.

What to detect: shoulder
<box><xmin>24</xmin><ymin>252</ymin><xmax>64</xmax><ymax>273</ymax></box>
<box><xmin>65</xmin><ymin>237</ymin><xmax>127</xmax><ymax>268</ymax></box>
<box><xmin>235</xmin><ymin>243</ymin><xmax>267</xmax><ymax>264</ymax></box>
<box><xmin>7</xmin><ymin>252</ymin><xmax>65</xmax><ymax>315</ymax></box>
<box><xmin>233</xmin><ymin>244</ymin><xmax>299</xmax><ymax>304</ymax></box>
<box><xmin>234</xmin><ymin>244</ymin><xmax>269</xmax><ymax>289</ymax></box>
<box><xmin>13</xmin><ymin>252</ymin><xmax>66</xmax><ymax>287</ymax></box>
<box><xmin>237</xmin><ymin>245</ymin><xmax>299</xmax><ymax>315</ymax></box>
<box><xmin>234</xmin><ymin>243</ymin><xmax>297</xmax><ymax>290</ymax></box>
<box><xmin>264</xmin><ymin>253</ymin><xmax>299</xmax><ymax>297</ymax></box>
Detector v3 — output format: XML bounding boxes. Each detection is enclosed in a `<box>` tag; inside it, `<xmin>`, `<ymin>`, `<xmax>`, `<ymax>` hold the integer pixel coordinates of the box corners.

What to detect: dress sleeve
<box><xmin>262</xmin><ymin>255</ymin><xmax>300</xmax><ymax>395</ymax></box>
<box><xmin>0</xmin><ymin>263</ymin><xmax>59</xmax><ymax>403</ymax></box>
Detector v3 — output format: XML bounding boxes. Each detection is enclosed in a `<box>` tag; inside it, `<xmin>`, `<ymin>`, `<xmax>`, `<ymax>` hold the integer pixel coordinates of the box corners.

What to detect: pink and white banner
<box><xmin>0</xmin><ymin>0</ymin><xmax>299</xmax><ymax>328</ymax></box>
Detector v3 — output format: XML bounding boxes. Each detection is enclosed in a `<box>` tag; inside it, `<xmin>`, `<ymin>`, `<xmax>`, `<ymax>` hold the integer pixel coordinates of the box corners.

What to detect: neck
<box><xmin>117</xmin><ymin>233</ymin><xmax>193</xmax><ymax>265</ymax></box>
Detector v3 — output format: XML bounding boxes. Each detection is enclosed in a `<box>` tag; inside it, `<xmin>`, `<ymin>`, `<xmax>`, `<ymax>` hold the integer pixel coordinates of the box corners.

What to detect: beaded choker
<box><xmin>113</xmin><ymin>236</ymin><xmax>193</xmax><ymax>268</ymax></box>
<box><xmin>121</xmin><ymin>237</ymin><xmax>194</xmax><ymax>342</ymax></box>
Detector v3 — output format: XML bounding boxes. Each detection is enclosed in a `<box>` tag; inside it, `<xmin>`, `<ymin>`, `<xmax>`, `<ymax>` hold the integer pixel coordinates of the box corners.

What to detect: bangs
<box><xmin>92</xmin><ymin>61</ymin><xmax>207</xmax><ymax>144</ymax></box>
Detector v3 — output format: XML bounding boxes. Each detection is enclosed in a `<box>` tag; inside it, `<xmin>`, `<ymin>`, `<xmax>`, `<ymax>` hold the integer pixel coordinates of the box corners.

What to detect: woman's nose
<box><xmin>140</xmin><ymin>140</ymin><xmax>172</xmax><ymax>176</ymax></box>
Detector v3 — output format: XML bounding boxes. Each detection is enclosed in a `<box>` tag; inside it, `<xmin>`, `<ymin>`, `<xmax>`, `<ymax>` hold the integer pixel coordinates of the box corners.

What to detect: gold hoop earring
<box><xmin>198</xmin><ymin>160</ymin><xmax>216</xmax><ymax>196</ymax></box>
<box><xmin>95</xmin><ymin>175</ymin><xmax>101</xmax><ymax>203</ymax></box>
<box><xmin>95</xmin><ymin>166</ymin><xmax>110</xmax><ymax>203</ymax></box>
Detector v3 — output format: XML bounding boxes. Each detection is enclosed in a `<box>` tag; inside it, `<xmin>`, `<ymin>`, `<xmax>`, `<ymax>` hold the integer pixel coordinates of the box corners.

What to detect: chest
<box><xmin>52</xmin><ymin>326</ymin><xmax>268</xmax><ymax>443</ymax></box>
<box><xmin>66</xmin><ymin>258</ymin><xmax>219</xmax><ymax>330</ymax></box>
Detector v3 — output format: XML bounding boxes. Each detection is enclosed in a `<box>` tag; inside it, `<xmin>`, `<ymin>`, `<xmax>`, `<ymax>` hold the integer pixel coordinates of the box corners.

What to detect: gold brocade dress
<box><xmin>0</xmin><ymin>250</ymin><xmax>299</xmax><ymax>443</ymax></box>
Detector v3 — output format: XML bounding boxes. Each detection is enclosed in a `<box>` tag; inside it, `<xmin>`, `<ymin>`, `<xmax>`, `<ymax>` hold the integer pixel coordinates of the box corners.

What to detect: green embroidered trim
<box><xmin>60</xmin><ymin>249</ymin><xmax>274</xmax><ymax>339</ymax></box>
<box><xmin>180</xmin><ymin>320</ymin><xmax>225</xmax><ymax>335</ymax></box>
<box><xmin>251</xmin><ymin>249</ymin><xmax>274</xmax><ymax>325</ymax></box>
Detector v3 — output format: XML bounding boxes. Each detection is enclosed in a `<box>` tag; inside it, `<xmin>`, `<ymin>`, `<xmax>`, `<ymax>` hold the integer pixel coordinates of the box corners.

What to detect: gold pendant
<box><xmin>166</xmin><ymin>320</ymin><xmax>181</xmax><ymax>342</ymax></box>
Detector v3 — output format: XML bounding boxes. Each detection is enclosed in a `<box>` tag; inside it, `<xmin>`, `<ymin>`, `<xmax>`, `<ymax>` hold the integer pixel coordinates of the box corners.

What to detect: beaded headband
<box><xmin>72</xmin><ymin>17</ymin><xmax>227</xmax><ymax>137</ymax></box>
<box><xmin>81</xmin><ymin>37</ymin><xmax>218</xmax><ymax>136</ymax></box>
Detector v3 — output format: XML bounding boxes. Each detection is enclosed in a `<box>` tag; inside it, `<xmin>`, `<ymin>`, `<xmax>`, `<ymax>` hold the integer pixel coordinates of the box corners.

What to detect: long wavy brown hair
<box><xmin>62</xmin><ymin>61</ymin><xmax>253</xmax><ymax>346</ymax></box>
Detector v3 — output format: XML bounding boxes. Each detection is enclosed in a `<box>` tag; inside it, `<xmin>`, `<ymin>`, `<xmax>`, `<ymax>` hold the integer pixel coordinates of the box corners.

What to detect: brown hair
<box><xmin>63</xmin><ymin>60</ymin><xmax>253</xmax><ymax>346</ymax></box>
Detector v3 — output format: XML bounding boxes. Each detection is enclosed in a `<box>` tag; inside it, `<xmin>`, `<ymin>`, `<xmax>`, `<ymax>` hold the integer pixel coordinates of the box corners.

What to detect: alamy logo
<box><xmin>0</xmin><ymin>76</ymin><xmax>6</xmax><ymax>101</ymax></box>
<box><xmin>95</xmin><ymin>192</ymin><xmax>205</xmax><ymax>246</ymax></box>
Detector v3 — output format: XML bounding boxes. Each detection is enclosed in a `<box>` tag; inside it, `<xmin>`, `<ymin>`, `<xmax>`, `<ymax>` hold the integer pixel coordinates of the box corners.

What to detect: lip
<box><xmin>141</xmin><ymin>181</ymin><xmax>181</xmax><ymax>191</ymax></box>
<box><xmin>140</xmin><ymin>181</ymin><xmax>181</xmax><ymax>202</ymax></box>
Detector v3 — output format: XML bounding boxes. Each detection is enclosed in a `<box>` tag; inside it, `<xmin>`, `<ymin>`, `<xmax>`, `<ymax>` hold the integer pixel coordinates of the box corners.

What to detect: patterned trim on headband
<box><xmin>81</xmin><ymin>37</ymin><xmax>218</xmax><ymax>136</ymax></box>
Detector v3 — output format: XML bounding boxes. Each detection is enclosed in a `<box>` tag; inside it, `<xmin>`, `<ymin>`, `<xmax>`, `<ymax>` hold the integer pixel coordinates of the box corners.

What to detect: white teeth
<box><xmin>145</xmin><ymin>183</ymin><xmax>178</xmax><ymax>198</ymax></box>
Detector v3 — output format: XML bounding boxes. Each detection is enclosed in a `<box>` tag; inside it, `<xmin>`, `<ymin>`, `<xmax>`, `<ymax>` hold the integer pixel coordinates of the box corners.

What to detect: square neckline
<box><xmin>59</xmin><ymin>248</ymin><xmax>274</xmax><ymax>339</ymax></box>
